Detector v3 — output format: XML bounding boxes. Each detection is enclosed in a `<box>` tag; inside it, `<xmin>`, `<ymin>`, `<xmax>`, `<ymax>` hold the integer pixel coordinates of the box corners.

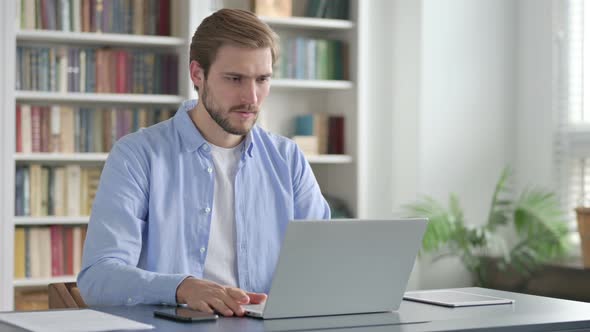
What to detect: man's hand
<box><xmin>176</xmin><ymin>277</ymin><xmax>267</xmax><ymax>317</ymax></box>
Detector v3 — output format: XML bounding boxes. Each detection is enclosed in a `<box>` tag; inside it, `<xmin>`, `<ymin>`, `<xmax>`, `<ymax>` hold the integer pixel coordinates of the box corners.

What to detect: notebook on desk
<box><xmin>242</xmin><ymin>218</ymin><xmax>428</xmax><ymax>319</ymax></box>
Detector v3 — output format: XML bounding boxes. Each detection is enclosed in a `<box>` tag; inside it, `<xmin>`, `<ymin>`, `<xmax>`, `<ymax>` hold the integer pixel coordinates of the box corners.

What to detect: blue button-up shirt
<box><xmin>78</xmin><ymin>100</ymin><xmax>331</xmax><ymax>306</ymax></box>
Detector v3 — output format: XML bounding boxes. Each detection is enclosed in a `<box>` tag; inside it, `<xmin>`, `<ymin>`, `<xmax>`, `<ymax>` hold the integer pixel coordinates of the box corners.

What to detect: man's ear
<box><xmin>189</xmin><ymin>60</ymin><xmax>205</xmax><ymax>90</ymax></box>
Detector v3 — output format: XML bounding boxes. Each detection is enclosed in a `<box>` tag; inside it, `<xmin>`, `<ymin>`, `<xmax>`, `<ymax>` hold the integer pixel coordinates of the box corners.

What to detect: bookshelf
<box><xmin>16</xmin><ymin>30</ymin><xmax>185</xmax><ymax>47</ymax></box>
<box><xmin>239</xmin><ymin>0</ymin><xmax>363</xmax><ymax>217</ymax></box>
<box><xmin>271</xmin><ymin>79</ymin><xmax>353</xmax><ymax>90</ymax></box>
<box><xmin>15</xmin><ymin>153</ymin><xmax>108</xmax><ymax>163</ymax></box>
<box><xmin>260</xmin><ymin>16</ymin><xmax>355</xmax><ymax>30</ymax></box>
<box><xmin>15</xmin><ymin>91</ymin><xmax>185</xmax><ymax>105</ymax></box>
<box><xmin>14</xmin><ymin>276</ymin><xmax>77</xmax><ymax>288</ymax></box>
<box><xmin>0</xmin><ymin>0</ymin><xmax>202</xmax><ymax>311</ymax></box>
<box><xmin>15</xmin><ymin>217</ymin><xmax>90</xmax><ymax>226</ymax></box>
<box><xmin>0</xmin><ymin>0</ymin><xmax>370</xmax><ymax>311</ymax></box>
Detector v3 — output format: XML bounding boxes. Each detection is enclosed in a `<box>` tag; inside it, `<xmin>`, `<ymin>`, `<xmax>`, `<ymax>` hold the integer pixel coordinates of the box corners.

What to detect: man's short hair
<box><xmin>189</xmin><ymin>8</ymin><xmax>279</xmax><ymax>91</ymax></box>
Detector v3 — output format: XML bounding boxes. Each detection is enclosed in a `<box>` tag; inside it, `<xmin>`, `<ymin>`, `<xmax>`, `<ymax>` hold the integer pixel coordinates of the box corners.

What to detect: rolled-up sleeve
<box><xmin>77</xmin><ymin>140</ymin><xmax>189</xmax><ymax>306</ymax></box>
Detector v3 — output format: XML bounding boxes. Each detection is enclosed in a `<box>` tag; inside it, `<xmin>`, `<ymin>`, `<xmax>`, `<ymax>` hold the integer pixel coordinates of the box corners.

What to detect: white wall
<box><xmin>389</xmin><ymin>0</ymin><xmax>423</xmax><ymax>290</ymax></box>
<box><xmin>515</xmin><ymin>0</ymin><xmax>554</xmax><ymax>191</ymax></box>
<box><xmin>360</xmin><ymin>0</ymin><xmax>396</xmax><ymax>219</ymax></box>
<box><xmin>417</xmin><ymin>0</ymin><xmax>517</xmax><ymax>288</ymax></box>
<box><xmin>363</xmin><ymin>0</ymin><xmax>522</xmax><ymax>289</ymax></box>
<box><xmin>359</xmin><ymin>0</ymin><xmax>423</xmax><ymax>289</ymax></box>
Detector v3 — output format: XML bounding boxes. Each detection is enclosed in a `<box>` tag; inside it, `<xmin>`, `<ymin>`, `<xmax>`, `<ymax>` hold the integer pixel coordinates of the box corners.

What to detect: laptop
<box><xmin>243</xmin><ymin>218</ymin><xmax>428</xmax><ymax>319</ymax></box>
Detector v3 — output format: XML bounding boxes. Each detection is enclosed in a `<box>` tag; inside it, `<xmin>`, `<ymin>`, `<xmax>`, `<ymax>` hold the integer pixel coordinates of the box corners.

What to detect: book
<box><xmin>50</xmin><ymin>105</ymin><xmax>61</xmax><ymax>152</ymax></box>
<box><xmin>28</xmin><ymin>227</ymin><xmax>41</xmax><ymax>278</ymax></box>
<box><xmin>72</xmin><ymin>226</ymin><xmax>82</xmax><ymax>274</ymax></box>
<box><xmin>15</xmin><ymin>167</ymin><xmax>25</xmax><ymax>216</ymax></box>
<box><xmin>29</xmin><ymin>164</ymin><xmax>42</xmax><ymax>217</ymax></box>
<box><xmin>24</xmin><ymin>227</ymin><xmax>31</xmax><ymax>277</ymax></box>
<box><xmin>16</xmin><ymin>104</ymin><xmax>22</xmax><ymax>152</ymax></box>
<box><xmin>20</xmin><ymin>104</ymin><xmax>32</xmax><ymax>153</ymax></box>
<box><xmin>60</xmin><ymin>106</ymin><xmax>75</xmax><ymax>153</ymax></box>
<box><xmin>40</xmin><ymin>107</ymin><xmax>50</xmax><ymax>152</ymax></box>
<box><xmin>66</xmin><ymin>165</ymin><xmax>81</xmax><ymax>216</ymax></box>
<box><xmin>253</xmin><ymin>0</ymin><xmax>292</xmax><ymax>17</ymax></box>
<box><xmin>40</xmin><ymin>166</ymin><xmax>50</xmax><ymax>216</ymax></box>
<box><xmin>328</xmin><ymin>115</ymin><xmax>345</xmax><ymax>154</ymax></box>
<box><xmin>39</xmin><ymin>227</ymin><xmax>52</xmax><ymax>278</ymax></box>
<box><xmin>30</xmin><ymin>106</ymin><xmax>41</xmax><ymax>152</ymax></box>
<box><xmin>14</xmin><ymin>228</ymin><xmax>26</xmax><ymax>279</ymax></box>
<box><xmin>79</xmin><ymin>167</ymin><xmax>89</xmax><ymax>216</ymax></box>
<box><xmin>63</xmin><ymin>226</ymin><xmax>74</xmax><ymax>275</ymax></box>
<box><xmin>50</xmin><ymin>225</ymin><xmax>64</xmax><ymax>276</ymax></box>
<box><xmin>292</xmin><ymin>136</ymin><xmax>319</xmax><ymax>156</ymax></box>
<box><xmin>23</xmin><ymin>167</ymin><xmax>31</xmax><ymax>217</ymax></box>
<box><xmin>294</xmin><ymin>113</ymin><xmax>328</xmax><ymax>154</ymax></box>
<box><xmin>53</xmin><ymin>167</ymin><xmax>66</xmax><ymax>216</ymax></box>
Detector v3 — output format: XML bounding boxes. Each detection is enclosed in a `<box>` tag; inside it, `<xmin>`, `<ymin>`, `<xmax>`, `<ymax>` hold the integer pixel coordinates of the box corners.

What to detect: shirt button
<box><xmin>204</xmin><ymin>207</ymin><xmax>211</xmax><ymax>214</ymax></box>
<box><xmin>206</xmin><ymin>167</ymin><xmax>213</xmax><ymax>173</ymax></box>
<box><xmin>203</xmin><ymin>145</ymin><xmax>210</xmax><ymax>152</ymax></box>
<box><xmin>127</xmin><ymin>298</ymin><xmax>133</xmax><ymax>304</ymax></box>
<box><xmin>200</xmin><ymin>247</ymin><xmax>206</xmax><ymax>253</ymax></box>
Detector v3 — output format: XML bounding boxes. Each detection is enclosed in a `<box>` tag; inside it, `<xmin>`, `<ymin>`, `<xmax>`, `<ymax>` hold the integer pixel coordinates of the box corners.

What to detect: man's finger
<box><xmin>195</xmin><ymin>301</ymin><xmax>214</xmax><ymax>314</ymax></box>
<box><xmin>208</xmin><ymin>298</ymin><xmax>234</xmax><ymax>317</ymax></box>
<box><xmin>246</xmin><ymin>292</ymin><xmax>268</xmax><ymax>304</ymax></box>
<box><xmin>226</xmin><ymin>287</ymin><xmax>250</xmax><ymax>303</ymax></box>
<box><xmin>218</xmin><ymin>292</ymin><xmax>245</xmax><ymax>316</ymax></box>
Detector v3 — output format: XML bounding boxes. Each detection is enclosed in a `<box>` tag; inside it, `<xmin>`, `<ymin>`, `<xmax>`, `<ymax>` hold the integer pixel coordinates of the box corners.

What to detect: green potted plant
<box><xmin>403</xmin><ymin>167</ymin><xmax>571</xmax><ymax>287</ymax></box>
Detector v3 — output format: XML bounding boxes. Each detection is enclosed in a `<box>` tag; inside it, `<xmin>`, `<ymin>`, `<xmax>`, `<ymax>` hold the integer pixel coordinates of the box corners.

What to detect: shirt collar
<box><xmin>174</xmin><ymin>99</ymin><xmax>255</xmax><ymax>158</ymax></box>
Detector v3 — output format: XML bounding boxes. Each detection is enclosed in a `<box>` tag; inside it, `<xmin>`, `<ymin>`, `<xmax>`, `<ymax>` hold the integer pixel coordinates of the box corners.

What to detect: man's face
<box><xmin>198</xmin><ymin>45</ymin><xmax>272</xmax><ymax>136</ymax></box>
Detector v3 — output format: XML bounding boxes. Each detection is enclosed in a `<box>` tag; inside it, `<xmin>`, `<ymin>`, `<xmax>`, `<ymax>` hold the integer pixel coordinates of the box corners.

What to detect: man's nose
<box><xmin>240</xmin><ymin>80</ymin><xmax>258</xmax><ymax>105</ymax></box>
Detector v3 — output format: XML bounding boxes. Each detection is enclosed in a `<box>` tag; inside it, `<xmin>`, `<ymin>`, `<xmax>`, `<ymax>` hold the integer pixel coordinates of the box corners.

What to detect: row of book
<box><xmin>16</xmin><ymin>104</ymin><xmax>175</xmax><ymax>154</ymax></box>
<box><xmin>274</xmin><ymin>38</ymin><xmax>348</xmax><ymax>81</ymax></box>
<box><xmin>305</xmin><ymin>0</ymin><xmax>349</xmax><ymax>19</ymax></box>
<box><xmin>14</xmin><ymin>225</ymin><xmax>87</xmax><ymax>279</ymax></box>
<box><xmin>16</xmin><ymin>46</ymin><xmax>179</xmax><ymax>94</ymax></box>
<box><xmin>252</xmin><ymin>0</ymin><xmax>349</xmax><ymax>20</ymax></box>
<box><xmin>15</xmin><ymin>165</ymin><xmax>101</xmax><ymax>217</ymax></box>
<box><xmin>293</xmin><ymin>114</ymin><xmax>345</xmax><ymax>155</ymax></box>
<box><xmin>18</xmin><ymin>0</ymin><xmax>172</xmax><ymax>35</ymax></box>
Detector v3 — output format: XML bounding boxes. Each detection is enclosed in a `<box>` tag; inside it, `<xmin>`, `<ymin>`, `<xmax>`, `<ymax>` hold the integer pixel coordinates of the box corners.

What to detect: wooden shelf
<box><xmin>307</xmin><ymin>155</ymin><xmax>353</xmax><ymax>164</ymax></box>
<box><xmin>260</xmin><ymin>16</ymin><xmax>354</xmax><ymax>30</ymax></box>
<box><xmin>14</xmin><ymin>153</ymin><xmax>352</xmax><ymax>164</ymax></box>
<box><xmin>272</xmin><ymin>79</ymin><xmax>353</xmax><ymax>90</ymax></box>
<box><xmin>14</xmin><ymin>217</ymin><xmax>89</xmax><ymax>226</ymax></box>
<box><xmin>16</xmin><ymin>30</ymin><xmax>186</xmax><ymax>47</ymax></box>
<box><xmin>15</xmin><ymin>153</ymin><xmax>108</xmax><ymax>163</ymax></box>
<box><xmin>15</xmin><ymin>91</ymin><xmax>184</xmax><ymax>105</ymax></box>
<box><xmin>14</xmin><ymin>276</ymin><xmax>77</xmax><ymax>287</ymax></box>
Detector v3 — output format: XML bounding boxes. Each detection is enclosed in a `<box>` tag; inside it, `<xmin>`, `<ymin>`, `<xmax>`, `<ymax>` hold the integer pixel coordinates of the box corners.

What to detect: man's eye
<box><xmin>227</xmin><ymin>77</ymin><xmax>241</xmax><ymax>82</ymax></box>
<box><xmin>258</xmin><ymin>77</ymin><xmax>270</xmax><ymax>82</ymax></box>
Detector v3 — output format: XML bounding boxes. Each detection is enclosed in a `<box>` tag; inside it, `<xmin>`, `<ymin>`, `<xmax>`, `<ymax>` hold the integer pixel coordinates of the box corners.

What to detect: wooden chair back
<box><xmin>48</xmin><ymin>282</ymin><xmax>87</xmax><ymax>309</ymax></box>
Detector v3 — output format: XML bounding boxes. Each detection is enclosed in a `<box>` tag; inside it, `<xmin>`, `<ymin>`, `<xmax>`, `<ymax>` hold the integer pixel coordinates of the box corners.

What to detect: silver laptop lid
<box><xmin>261</xmin><ymin>218</ymin><xmax>428</xmax><ymax>319</ymax></box>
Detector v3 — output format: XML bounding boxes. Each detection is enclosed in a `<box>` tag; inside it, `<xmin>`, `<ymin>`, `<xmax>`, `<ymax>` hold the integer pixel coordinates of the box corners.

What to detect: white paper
<box><xmin>0</xmin><ymin>309</ymin><xmax>154</xmax><ymax>332</ymax></box>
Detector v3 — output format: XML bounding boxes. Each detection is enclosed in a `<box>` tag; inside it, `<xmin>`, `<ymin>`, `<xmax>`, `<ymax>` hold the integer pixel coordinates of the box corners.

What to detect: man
<box><xmin>77</xmin><ymin>9</ymin><xmax>330</xmax><ymax>317</ymax></box>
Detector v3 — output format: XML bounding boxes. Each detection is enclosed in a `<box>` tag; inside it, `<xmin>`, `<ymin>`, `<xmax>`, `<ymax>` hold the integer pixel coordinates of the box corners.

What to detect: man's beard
<box><xmin>201</xmin><ymin>82</ymin><xmax>258</xmax><ymax>136</ymax></box>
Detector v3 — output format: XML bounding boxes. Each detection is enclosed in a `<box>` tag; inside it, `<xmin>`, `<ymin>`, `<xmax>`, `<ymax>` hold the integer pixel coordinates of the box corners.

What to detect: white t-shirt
<box><xmin>202</xmin><ymin>142</ymin><xmax>242</xmax><ymax>287</ymax></box>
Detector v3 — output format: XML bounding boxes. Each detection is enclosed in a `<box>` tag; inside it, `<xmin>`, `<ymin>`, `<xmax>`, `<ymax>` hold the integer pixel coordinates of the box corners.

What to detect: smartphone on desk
<box><xmin>154</xmin><ymin>307</ymin><xmax>218</xmax><ymax>322</ymax></box>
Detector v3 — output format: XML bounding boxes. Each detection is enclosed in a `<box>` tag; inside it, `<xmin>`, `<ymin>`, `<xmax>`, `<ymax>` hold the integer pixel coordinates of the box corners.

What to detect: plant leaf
<box><xmin>403</xmin><ymin>196</ymin><xmax>458</xmax><ymax>253</ymax></box>
<box><xmin>486</xmin><ymin>167</ymin><xmax>513</xmax><ymax>230</ymax></box>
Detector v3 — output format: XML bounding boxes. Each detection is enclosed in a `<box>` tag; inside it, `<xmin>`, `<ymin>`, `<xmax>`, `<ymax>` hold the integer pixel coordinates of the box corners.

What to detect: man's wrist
<box><xmin>176</xmin><ymin>276</ymin><xmax>195</xmax><ymax>304</ymax></box>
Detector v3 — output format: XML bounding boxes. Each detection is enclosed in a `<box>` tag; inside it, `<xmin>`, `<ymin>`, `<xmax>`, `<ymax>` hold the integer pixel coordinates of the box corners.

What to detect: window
<box><xmin>558</xmin><ymin>0</ymin><xmax>590</xmax><ymax>240</ymax></box>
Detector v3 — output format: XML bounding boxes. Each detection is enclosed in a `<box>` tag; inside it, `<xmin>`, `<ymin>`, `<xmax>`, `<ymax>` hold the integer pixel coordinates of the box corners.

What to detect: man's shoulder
<box><xmin>252</xmin><ymin>126</ymin><xmax>298</xmax><ymax>156</ymax></box>
<box><xmin>114</xmin><ymin>118</ymin><xmax>177</xmax><ymax>155</ymax></box>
